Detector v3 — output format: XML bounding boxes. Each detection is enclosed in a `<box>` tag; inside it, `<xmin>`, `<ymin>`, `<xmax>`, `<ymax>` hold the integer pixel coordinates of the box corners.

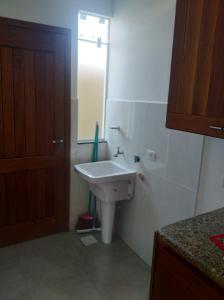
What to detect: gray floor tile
<box><xmin>0</xmin><ymin>232</ymin><xmax>150</xmax><ymax>300</ymax></box>
<box><xmin>0</xmin><ymin>245</ymin><xmax>19</xmax><ymax>271</ymax></box>
<box><xmin>85</xmin><ymin>255</ymin><xmax>149</xmax><ymax>300</ymax></box>
<box><xmin>0</xmin><ymin>265</ymin><xmax>29</xmax><ymax>300</ymax></box>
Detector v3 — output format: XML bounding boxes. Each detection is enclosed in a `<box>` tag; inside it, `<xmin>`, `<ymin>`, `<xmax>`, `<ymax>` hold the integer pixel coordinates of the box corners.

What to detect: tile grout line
<box><xmin>107</xmin><ymin>98</ymin><xmax>168</xmax><ymax>104</ymax></box>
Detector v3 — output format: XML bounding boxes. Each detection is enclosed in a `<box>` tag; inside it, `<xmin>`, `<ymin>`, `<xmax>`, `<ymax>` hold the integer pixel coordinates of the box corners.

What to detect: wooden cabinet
<box><xmin>166</xmin><ymin>0</ymin><xmax>224</xmax><ymax>138</ymax></box>
<box><xmin>149</xmin><ymin>233</ymin><xmax>224</xmax><ymax>300</ymax></box>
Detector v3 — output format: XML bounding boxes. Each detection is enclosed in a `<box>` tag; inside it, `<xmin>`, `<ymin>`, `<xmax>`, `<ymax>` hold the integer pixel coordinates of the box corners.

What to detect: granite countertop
<box><xmin>159</xmin><ymin>208</ymin><xmax>224</xmax><ymax>289</ymax></box>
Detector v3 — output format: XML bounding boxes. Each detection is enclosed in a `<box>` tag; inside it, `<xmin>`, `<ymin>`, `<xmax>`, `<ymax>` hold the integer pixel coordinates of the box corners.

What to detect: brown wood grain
<box><xmin>14</xmin><ymin>49</ymin><xmax>26</xmax><ymax>157</ymax></box>
<box><xmin>15</xmin><ymin>171</ymin><xmax>28</xmax><ymax>223</ymax></box>
<box><xmin>34</xmin><ymin>52</ymin><xmax>54</xmax><ymax>156</ymax></box>
<box><xmin>167</xmin><ymin>0</ymin><xmax>224</xmax><ymax>138</ymax></box>
<box><xmin>175</xmin><ymin>0</ymin><xmax>204</xmax><ymax>114</ymax></box>
<box><xmin>24</xmin><ymin>50</ymin><xmax>36</xmax><ymax>156</ymax></box>
<box><xmin>149</xmin><ymin>234</ymin><xmax>224</xmax><ymax>300</ymax></box>
<box><xmin>0</xmin><ymin>175</ymin><xmax>6</xmax><ymax>227</ymax></box>
<box><xmin>207</xmin><ymin>1</ymin><xmax>224</xmax><ymax>118</ymax></box>
<box><xmin>192</xmin><ymin>0</ymin><xmax>220</xmax><ymax>116</ymax></box>
<box><xmin>1</xmin><ymin>48</ymin><xmax>15</xmax><ymax>158</ymax></box>
<box><xmin>168</xmin><ymin>0</ymin><xmax>189</xmax><ymax>113</ymax></box>
<box><xmin>0</xmin><ymin>17</ymin><xmax>71</xmax><ymax>246</ymax></box>
<box><xmin>0</xmin><ymin>51</ymin><xmax>3</xmax><ymax>158</ymax></box>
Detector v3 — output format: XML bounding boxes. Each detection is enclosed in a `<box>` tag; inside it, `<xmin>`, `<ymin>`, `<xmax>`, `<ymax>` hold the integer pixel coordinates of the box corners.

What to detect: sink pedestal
<box><xmin>74</xmin><ymin>161</ymin><xmax>136</xmax><ymax>244</ymax></box>
<box><xmin>89</xmin><ymin>179</ymin><xmax>135</xmax><ymax>244</ymax></box>
<box><xmin>101</xmin><ymin>202</ymin><xmax>116</xmax><ymax>244</ymax></box>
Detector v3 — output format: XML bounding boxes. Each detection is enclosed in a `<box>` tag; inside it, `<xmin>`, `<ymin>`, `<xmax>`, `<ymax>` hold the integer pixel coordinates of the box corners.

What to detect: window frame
<box><xmin>76</xmin><ymin>11</ymin><xmax>110</xmax><ymax>144</ymax></box>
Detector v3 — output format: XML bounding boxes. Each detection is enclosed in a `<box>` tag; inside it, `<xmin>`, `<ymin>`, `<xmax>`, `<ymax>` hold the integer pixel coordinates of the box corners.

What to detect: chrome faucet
<box><xmin>113</xmin><ymin>147</ymin><xmax>124</xmax><ymax>157</ymax></box>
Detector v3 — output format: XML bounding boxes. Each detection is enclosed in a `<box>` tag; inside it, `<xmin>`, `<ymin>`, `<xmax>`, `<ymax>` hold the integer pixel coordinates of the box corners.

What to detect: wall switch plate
<box><xmin>221</xmin><ymin>175</ymin><xmax>224</xmax><ymax>188</ymax></box>
<box><xmin>146</xmin><ymin>149</ymin><xmax>157</xmax><ymax>161</ymax></box>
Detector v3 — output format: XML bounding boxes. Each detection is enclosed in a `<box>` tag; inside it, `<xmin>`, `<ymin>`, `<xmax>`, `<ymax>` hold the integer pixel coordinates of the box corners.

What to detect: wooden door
<box><xmin>166</xmin><ymin>0</ymin><xmax>224</xmax><ymax>138</ymax></box>
<box><xmin>0</xmin><ymin>18</ymin><xmax>71</xmax><ymax>246</ymax></box>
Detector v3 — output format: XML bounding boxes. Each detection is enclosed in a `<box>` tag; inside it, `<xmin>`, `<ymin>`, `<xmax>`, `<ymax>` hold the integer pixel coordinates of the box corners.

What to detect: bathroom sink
<box><xmin>74</xmin><ymin>160</ymin><xmax>136</xmax><ymax>184</ymax></box>
<box><xmin>74</xmin><ymin>160</ymin><xmax>136</xmax><ymax>244</ymax></box>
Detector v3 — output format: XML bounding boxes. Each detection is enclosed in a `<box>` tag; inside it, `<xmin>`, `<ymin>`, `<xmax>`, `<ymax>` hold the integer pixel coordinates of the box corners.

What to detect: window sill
<box><xmin>77</xmin><ymin>139</ymin><xmax>107</xmax><ymax>145</ymax></box>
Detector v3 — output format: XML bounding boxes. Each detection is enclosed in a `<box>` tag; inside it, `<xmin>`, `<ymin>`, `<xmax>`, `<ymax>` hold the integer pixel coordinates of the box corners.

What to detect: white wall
<box><xmin>0</xmin><ymin>0</ymin><xmax>113</xmax><ymax>26</ymax></box>
<box><xmin>196</xmin><ymin>138</ymin><xmax>224</xmax><ymax>214</ymax></box>
<box><xmin>0</xmin><ymin>0</ymin><xmax>112</xmax><ymax>228</ymax></box>
<box><xmin>106</xmin><ymin>0</ymin><xmax>204</xmax><ymax>265</ymax></box>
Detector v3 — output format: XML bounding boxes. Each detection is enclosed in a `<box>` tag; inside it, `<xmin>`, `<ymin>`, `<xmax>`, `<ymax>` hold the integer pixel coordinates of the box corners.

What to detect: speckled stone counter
<box><xmin>159</xmin><ymin>208</ymin><xmax>224</xmax><ymax>289</ymax></box>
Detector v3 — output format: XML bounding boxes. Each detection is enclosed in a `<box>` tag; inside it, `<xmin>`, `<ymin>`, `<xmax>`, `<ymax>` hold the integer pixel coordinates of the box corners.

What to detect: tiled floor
<box><xmin>0</xmin><ymin>232</ymin><xmax>150</xmax><ymax>300</ymax></box>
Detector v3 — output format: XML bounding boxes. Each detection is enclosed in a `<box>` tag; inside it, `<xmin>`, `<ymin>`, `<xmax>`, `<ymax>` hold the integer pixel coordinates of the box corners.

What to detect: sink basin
<box><xmin>74</xmin><ymin>160</ymin><xmax>136</xmax><ymax>184</ymax></box>
<box><xmin>74</xmin><ymin>160</ymin><xmax>136</xmax><ymax>244</ymax></box>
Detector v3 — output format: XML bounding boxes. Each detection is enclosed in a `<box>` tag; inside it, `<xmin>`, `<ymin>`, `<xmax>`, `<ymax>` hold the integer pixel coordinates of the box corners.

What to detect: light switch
<box><xmin>221</xmin><ymin>175</ymin><xmax>224</xmax><ymax>188</ymax></box>
<box><xmin>146</xmin><ymin>149</ymin><xmax>157</xmax><ymax>161</ymax></box>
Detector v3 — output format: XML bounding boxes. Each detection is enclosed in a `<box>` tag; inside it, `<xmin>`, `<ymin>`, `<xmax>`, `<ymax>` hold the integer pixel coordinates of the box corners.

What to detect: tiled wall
<box><xmin>106</xmin><ymin>0</ymin><xmax>204</xmax><ymax>265</ymax></box>
<box><xmin>196</xmin><ymin>137</ymin><xmax>224</xmax><ymax>215</ymax></box>
<box><xmin>106</xmin><ymin>100</ymin><xmax>203</xmax><ymax>264</ymax></box>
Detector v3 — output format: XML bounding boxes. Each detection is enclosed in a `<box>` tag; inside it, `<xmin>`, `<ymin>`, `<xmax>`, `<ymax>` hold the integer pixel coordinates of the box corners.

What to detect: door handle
<box><xmin>209</xmin><ymin>126</ymin><xmax>224</xmax><ymax>131</ymax></box>
<box><xmin>52</xmin><ymin>138</ymin><xmax>64</xmax><ymax>144</ymax></box>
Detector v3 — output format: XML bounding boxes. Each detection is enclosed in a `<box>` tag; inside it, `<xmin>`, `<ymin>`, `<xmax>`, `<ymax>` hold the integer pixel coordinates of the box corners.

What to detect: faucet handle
<box><xmin>110</xmin><ymin>126</ymin><xmax>120</xmax><ymax>130</ymax></box>
<box><xmin>114</xmin><ymin>146</ymin><xmax>124</xmax><ymax>157</ymax></box>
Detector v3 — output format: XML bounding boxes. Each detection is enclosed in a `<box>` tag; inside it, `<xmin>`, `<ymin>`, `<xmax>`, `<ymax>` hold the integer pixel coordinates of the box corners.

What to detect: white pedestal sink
<box><xmin>74</xmin><ymin>161</ymin><xmax>136</xmax><ymax>244</ymax></box>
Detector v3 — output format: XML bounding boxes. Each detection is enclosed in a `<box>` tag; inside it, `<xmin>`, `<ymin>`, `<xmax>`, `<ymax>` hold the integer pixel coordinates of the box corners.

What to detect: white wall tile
<box><xmin>141</xmin><ymin>103</ymin><xmax>169</xmax><ymax>178</ymax></box>
<box><xmin>166</xmin><ymin>130</ymin><xmax>204</xmax><ymax>191</ymax></box>
<box><xmin>116</xmin><ymin>173</ymin><xmax>197</xmax><ymax>264</ymax></box>
<box><xmin>106</xmin><ymin>100</ymin><xmax>203</xmax><ymax>264</ymax></box>
<box><xmin>197</xmin><ymin>137</ymin><xmax>224</xmax><ymax>214</ymax></box>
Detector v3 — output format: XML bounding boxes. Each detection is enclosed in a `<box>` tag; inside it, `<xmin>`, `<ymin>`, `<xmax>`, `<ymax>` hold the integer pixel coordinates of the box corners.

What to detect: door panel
<box><xmin>0</xmin><ymin>169</ymin><xmax>55</xmax><ymax>224</ymax></box>
<box><xmin>0</xmin><ymin>18</ymin><xmax>71</xmax><ymax>246</ymax></box>
<box><xmin>208</xmin><ymin>1</ymin><xmax>224</xmax><ymax>119</ymax></box>
<box><xmin>168</xmin><ymin>0</ymin><xmax>204</xmax><ymax>114</ymax></box>
<box><xmin>34</xmin><ymin>51</ymin><xmax>55</xmax><ymax>156</ymax></box>
<box><xmin>0</xmin><ymin>166</ymin><xmax>61</xmax><ymax>246</ymax></box>
<box><xmin>24</xmin><ymin>50</ymin><xmax>36</xmax><ymax>156</ymax></box>
<box><xmin>0</xmin><ymin>47</ymin><xmax>15</xmax><ymax>158</ymax></box>
<box><xmin>0</xmin><ymin>47</ymin><xmax>55</xmax><ymax>158</ymax></box>
<box><xmin>192</xmin><ymin>0</ymin><xmax>220</xmax><ymax>116</ymax></box>
<box><xmin>166</xmin><ymin>0</ymin><xmax>224</xmax><ymax>138</ymax></box>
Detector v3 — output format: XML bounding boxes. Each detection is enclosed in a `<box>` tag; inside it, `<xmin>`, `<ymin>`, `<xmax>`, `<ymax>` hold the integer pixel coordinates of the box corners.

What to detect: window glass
<box><xmin>77</xmin><ymin>13</ymin><xmax>109</xmax><ymax>141</ymax></box>
<box><xmin>78</xmin><ymin>13</ymin><xmax>109</xmax><ymax>44</ymax></box>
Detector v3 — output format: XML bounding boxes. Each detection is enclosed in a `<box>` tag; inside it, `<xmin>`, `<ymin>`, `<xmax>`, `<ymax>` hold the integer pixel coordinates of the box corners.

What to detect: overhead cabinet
<box><xmin>166</xmin><ymin>0</ymin><xmax>224</xmax><ymax>138</ymax></box>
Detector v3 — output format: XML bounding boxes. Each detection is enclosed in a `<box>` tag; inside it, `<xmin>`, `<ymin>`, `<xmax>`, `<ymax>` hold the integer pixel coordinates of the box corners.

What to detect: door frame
<box><xmin>0</xmin><ymin>16</ymin><xmax>71</xmax><ymax>231</ymax></box>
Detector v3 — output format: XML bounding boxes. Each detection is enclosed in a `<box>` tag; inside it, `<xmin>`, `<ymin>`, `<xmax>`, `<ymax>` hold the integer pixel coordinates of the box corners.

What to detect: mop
<box><xmin>75</xmin><ymin>122</ymin><xmax>101</xmax><ymax>235</ymax></box>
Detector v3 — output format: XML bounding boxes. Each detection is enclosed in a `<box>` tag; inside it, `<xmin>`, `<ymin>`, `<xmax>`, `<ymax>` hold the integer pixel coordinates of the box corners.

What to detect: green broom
<box><xmin>75</xmin><ymin>122</ymin><xmax>101</xmax><ymax>233</ymax></box>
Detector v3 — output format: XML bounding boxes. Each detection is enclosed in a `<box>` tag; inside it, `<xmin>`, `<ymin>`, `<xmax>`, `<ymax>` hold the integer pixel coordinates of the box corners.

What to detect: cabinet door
<box><xmin>149</xmin><ymin>235</ymin><xmax>224</xmax><ymax>300</ymax></box>
<box><xmin>167</xmin><ymin>0</ymin><xmax>224</xmax><ymax>138</ymax></box>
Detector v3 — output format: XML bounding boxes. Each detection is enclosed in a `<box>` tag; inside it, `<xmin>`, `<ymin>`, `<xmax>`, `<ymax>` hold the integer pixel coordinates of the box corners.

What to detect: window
<box><xmin>77</xmin><ymin>13</ymin><xmax>110</xmax><ymax>141</ymax></box>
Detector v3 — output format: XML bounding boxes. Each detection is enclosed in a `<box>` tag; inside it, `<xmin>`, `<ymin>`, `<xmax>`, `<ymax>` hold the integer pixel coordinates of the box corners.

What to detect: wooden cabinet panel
<box><xmin>149</xmin><ymin>234</ymin><xmax>224</xmax><ymax>300</ymax></box>
<box><xmin>168</xmin><ymin>0</ymin><xmax>204</xmax><ymax>114</ymax></box>
<box><xmin>167</xmin><ymin>0</ymin><xmax>224</xmax><ymax>138</ymax></box>
<box><xmin>208</xmin><ymin>1</ymin><xmax>224</xmax><ymax>119</ymax></box>
<box><xmin>192</xmin><ymin>0</ymin><xmax>220</xmax><ymax>117</ymax></box>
